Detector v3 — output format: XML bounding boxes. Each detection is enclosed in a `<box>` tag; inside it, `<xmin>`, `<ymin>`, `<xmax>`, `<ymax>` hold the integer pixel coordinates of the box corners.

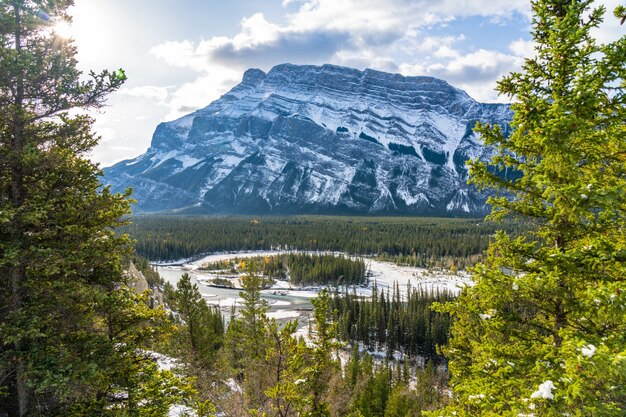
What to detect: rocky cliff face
<box><xmin>103</xmin><ymin>64</ymin><xmax>512</xmax><ymax>215</ymax></box>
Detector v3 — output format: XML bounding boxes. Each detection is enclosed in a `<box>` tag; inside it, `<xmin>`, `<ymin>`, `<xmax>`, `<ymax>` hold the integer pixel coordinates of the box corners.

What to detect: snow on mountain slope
<box><xmin>103</xmin><ymin>64</ymin><xmax>512</xmax><ymax>215</ymax></box>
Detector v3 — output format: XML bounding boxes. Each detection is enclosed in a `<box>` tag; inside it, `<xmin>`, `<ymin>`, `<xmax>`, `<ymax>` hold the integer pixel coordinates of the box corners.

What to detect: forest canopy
<box><xmin>125</xmin><ymin>215</ymin><xmax>524</xmax><ymax>269</ymax></box>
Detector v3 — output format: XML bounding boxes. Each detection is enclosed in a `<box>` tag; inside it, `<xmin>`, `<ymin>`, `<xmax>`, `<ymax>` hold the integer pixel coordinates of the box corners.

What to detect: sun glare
<box><xmin>53</xmin><ymin>20</ymin><xmax>73</xmax><ymax>39</ymax></box>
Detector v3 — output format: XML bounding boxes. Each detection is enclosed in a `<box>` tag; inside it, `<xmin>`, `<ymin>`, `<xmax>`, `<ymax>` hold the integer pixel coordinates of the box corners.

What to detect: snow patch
<box><xmin>397</xmin><ymin>188</ymin><xmax>428</xmax><ymax>206</ymax></box>
<box><xmin>221</xmin><ymin>155</ymin><xmax>244</xmax><ymax>166</ymax></box>
<box><xmin>580</xmin><ymin>344</ymin><xmax>596</xmax><ymax>358</ymax></box>
<box><xmin>171</xmin><ymin>114</ymin><xmax>195</xmax><ymax>130</ymax></box>
<box><xmin>124</xmin><ymin>157</ymin><xmax>142</xmax><ymax>166</ymax></box>
<box><xmin>430</xmin><ymin>113</ymin><xmax>465</xmax><ymax>173</ymax></box>
<box><xmin>169</xmin><ymin>405</ymin><xmax>194</xmax><ymax>417</ymax></box>
<box><xmin>226</xmin><ymin>378</ymin><xmax>243</xmax><ymax>393</ymax></box>
<box><xmin>151</xmin><ymin>150</ymin><xmax>177</xmax><ymax>167</ymax></box>
<box><xmin>266</xmin><ymin>299</ymin><xmax>291</xmax><ymax>306</ymax></box>
<box><xmin>530</xmin><ymin>380</ymin><xmax>555</xmax><ymax>400</ymax></box>
<box><xmin>175</xmin><ymin>155</ymin><xmax>201</xmax><ymax>169</ymax></box>
<box><xmin>205</xmin><ymin>297</ymin><xmax>245</xmax><ymax>307</ymax></box>
<box><xmin>267</xmin><ymin>310</ymin><xmax>301</xmax><ymax>320</ymax></box>
<box><xmin>231</xmin><ymin>141</ymin><xmax>246</xmax><ymax>154</ymax></box>
<box><xmin>265</xmin><ymin>155</ymin><xmax>286</xmax><ymax>172</ymax></box>
<box><xmin>186</xmin><ymin>251</ymin><xmax>473</xmax><ymax>297</ymax></box>
<box><xmin>151</xmin><ymin>351</ymin><xmax>179</xmax><ymax>371</ymax></box>
<box><xmin>446</xmin><ymin>189</ymin><xmax>470</xmax><ymax>213</ymax></box>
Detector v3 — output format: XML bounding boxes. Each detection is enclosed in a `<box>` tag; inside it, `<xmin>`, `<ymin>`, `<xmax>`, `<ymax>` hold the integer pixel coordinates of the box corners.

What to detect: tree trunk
<box><xmin>11</xmin><ymin>2</ymin><xmax>29</xmax><ymax>415</ymax></box>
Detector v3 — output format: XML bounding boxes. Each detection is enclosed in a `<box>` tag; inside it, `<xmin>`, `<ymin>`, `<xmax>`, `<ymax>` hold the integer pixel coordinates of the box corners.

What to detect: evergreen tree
<box><xmin>429</xmin><ymin>1</ymin><xmax>626</xmax><ymax>416</ymax></box>
<box><xmin>237</xmin><ymin>267</ymin><xmax>270</xmax><ymax>362</ymax></box>
<box><xmin>125</xmin><ymin>215</ymin><xmax>520</xmax><ymax>269</ymax></box>
<box><xmin>305</xmin><ymin>289</ymin><xmax>338</xmax><ymax>417</ymax></box>
<box><xmin>384</xmin><ymin>386</ymin><xmax>420</xmax><ymax>417</ymax></box>
<box><xmin>172</xmin><ymin>273</ymin><xmax>224</xmax><ymax>368</ymax></box>
<box><xmin>223</xmin><ymin>266</ymin><xmax>270</xmax><ymax>410</ymax></box>
<box><xmin>331</xmin><ymin>287</ymin><xmax>452</xmax><ymax>364</ymax></box>
<box><xmin>262</xmin><ymin>319</ymin><xmax>310</xmax><ymax>417</ymax></box>
<box><xmin>0</xmin><ymin>2</ymin><xmax>186</xmax><ymax>415</ymax></box>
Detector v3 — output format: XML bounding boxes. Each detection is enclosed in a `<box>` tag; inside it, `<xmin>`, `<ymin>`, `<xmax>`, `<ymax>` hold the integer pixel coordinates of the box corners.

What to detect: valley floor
<box><xmin>157</xmin><ymin>250</ymin><xmax>472</xmax><ymax>324</ymax></box>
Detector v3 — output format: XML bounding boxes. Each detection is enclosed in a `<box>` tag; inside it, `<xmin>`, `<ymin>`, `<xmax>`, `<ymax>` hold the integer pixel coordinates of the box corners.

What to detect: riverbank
<box><xmin>157</xmin><ymin>250</ymin><xmax>471</xmax><ymax>310</ymax></box>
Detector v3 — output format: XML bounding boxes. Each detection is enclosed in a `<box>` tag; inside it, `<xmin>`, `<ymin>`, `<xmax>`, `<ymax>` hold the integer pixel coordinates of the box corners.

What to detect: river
<box><xmin>157</xmin><ymin>265</ymin><xmax>315</xmax><ymax>325</ymax></box>
<box><xmin>156</xmin><ymin>250</ymin><xmax>472</xmax><ymax>325</ymax></box>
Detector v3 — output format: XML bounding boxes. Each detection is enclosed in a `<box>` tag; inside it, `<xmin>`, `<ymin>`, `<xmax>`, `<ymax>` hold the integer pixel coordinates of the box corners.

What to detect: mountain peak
<box><xmin>103</xmin><ymin>64</ymin><xmax>512</xmax><ymax>215</ymax></box>
<box><xmin>242</xmin><ymin>68</ymin><xmax>266</xmax><ymax>84</ymax></box>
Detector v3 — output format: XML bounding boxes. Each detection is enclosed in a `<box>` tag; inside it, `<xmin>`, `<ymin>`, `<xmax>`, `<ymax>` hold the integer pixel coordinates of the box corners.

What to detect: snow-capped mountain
<box><xmin>103</xmin><ymin>64</ymin><xmax>512</xmax><ymax>215</ymax></box>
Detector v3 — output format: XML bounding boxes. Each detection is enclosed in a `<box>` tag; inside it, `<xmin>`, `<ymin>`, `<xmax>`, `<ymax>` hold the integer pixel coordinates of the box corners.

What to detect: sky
<box><xmin>64</xmin><ymin>0</ymin><xmax>623</xmax><ymax>166</ymax></box>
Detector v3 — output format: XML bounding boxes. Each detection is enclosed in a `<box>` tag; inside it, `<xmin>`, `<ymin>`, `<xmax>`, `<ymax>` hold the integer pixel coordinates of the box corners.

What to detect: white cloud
<box><xmin>434</xmin><ymin>45</ymin><xmax>461</xmax><ymax>58</ymax></box>
<box><xmin>149</xmin><ymin>0</ymin><xmax>533</xmax><ymax>72</ymax></box>
<box><xmin>431</xmin><ymin>0</ymin><xmax>530</xmax><ymax>19</ymax></box>
<box><xmin>400</xmin><ymin>48</ymin><xmax>524</xmax><ymax>102</ymax></box>
<box><xmin>410</xmin><ymin>34</ymin><xmax>465</xmax><ymax>54</ymax></box>
<box><xmin>84</xmin><ymin>0</ymin><xmax>622</xmax><ymax>165</ymax></box>
<box><xmin>332</xmin><ymin>48</ymin><xmax>399</xmax><ymax>73</ymax></box>
<box><xmin>118</xmin><ymin>86</ymin><xmax>169</xmax><ymax>103</ymax></box>
<box><xmin>150</xmin><ymin>40</ymin><xmax>210</xmax><ymax>72</ymax></box>
<box><xmin>148</xmin><ymin>0</ymin><xmax>534</xmax><ymax>115</ymax></box>
<box><xmin>287</xmin><ymin>0</ymin><xmax>530</xmax><ymax>34</ymax></box>
<box><xmin>234</xmin><ymin>13</ymin><xmax>281</xmax><ymax>48</ymax></box>
<box><xmin>108</xmin><ymin>146</ymin><xmax>136</xmax><ymax>151</ymax></box>
<box><xmin>586</xmin><ymin>0</ymin><xmax>623</xmax><ymax>44</ymax></box>
<box><xmin>92</xmin><ymin>126</ymin><xmax>118</xmax><ymax>144</ymax></box>
<box><xmin>434</xmin><ymin>49</ymin><xmax>522</xmax><ymax>83</ymax></box>
<box><xmin>286</xmin><ymin>0</ymin><xmax>408</xmax><ymax>33</ymax></box>
<box><xmin>164</xmin><ymin>69</ymin><xmax>241</xmax><ymax>121</ymax></box>
<box><xmin>509</xmin><ymin>38</ymin><xmax>535</xmax><ymax>58</ymax></box>
<box><xmin>91</xmin><ymin>90</ymin><xmax>172</xmax><ymax>166</ymax></box>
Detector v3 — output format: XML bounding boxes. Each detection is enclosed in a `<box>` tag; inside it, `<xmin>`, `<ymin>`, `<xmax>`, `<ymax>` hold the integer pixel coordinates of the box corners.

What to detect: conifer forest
<box><xmin>126</xmin><ymin>215</ymin><xmax>521</xmax><ymax>269</ymax></box>
<box><xmin>1</xmin><ymin>1</ymin><xmax>625</xmax><ymax>416</ymax></box>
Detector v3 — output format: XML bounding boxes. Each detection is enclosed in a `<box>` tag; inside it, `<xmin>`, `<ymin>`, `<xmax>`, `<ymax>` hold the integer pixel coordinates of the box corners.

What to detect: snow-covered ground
<box><xmin>150</xmin><ymin>351</ymin><xmax>179</xmax><ymax>371</ymax></box>
<box><xmin>184</xmin><ymin>250</ymin><xmax>472</xmax><ymax>298</ymax></box>
<box><xmin>154</xmin><ymin>250</ymin><xmax>467</xmax><ymax>416</ymax></box>
<box><xmin>204</xmin><ymin>296</ymin><xmax>245</xmax><ymax>307</ymax></box>
<box><xmin>185</xmin><ymin>250</ymin><xmax>288</xmax><ymax>270</ymax></box>
<box><xmin>169</xmin><ymin>404</ymin><xmax>194</xmax><ymax>417</ymax></box>
<box><xmin>156</xmin><ymin>250</ymin><xmax>472</xmax><ymax>334</ymax></box>
<box><xmin>365</xmin><ymin>258</ymin><xmax>472</xmax><ymax>296</ymax></box>
<box><xmin>266</xmin><ymin>310</ymin><xmax>302</xmax><ymax>320</ymax></box>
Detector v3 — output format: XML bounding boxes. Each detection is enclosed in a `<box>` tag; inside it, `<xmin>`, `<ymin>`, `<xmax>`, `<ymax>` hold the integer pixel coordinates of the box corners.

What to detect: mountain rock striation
<box><xmin>103</xmin><ymin>64</ymin><xmax>512</xmax><ymax>215</ymax></box>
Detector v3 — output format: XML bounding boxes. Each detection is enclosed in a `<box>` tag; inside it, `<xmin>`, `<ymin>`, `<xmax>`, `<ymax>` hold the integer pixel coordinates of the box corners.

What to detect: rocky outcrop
<box><xmin>103</xmin><ymin>64</ymin><xmax>512</xmax><ymax>215</ymax></box>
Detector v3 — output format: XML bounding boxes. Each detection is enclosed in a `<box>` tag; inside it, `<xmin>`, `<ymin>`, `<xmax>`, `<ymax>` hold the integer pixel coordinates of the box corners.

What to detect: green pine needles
<box><xmin>428</xmin><ymin>1</ymin><xmax>626</xmax><ymax>416</ymax></box>
<box><xmin>0</xmin><ymin>1</ymin><xmax>193</xmax><ymax>415</ymax></box>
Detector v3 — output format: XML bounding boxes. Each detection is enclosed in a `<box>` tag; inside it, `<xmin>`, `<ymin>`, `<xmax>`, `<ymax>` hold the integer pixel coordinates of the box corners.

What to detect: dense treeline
<box><xmin>6</xmin><ymin>0</ymin><xmax>619</xmax><ymax>413</ymax></box>
<box><xmin>432</xmin><ymin>2</ymin><xmax>626</xmax><ymax>415</ymax></box>
<box><xmin>163</xmin><ymin>274</ymin><xmax>225</xmax><ymax>369</ymax></box>
<box><xmin>0</xmin><ymin>2</ymin><xmax>197</xmax><ymax>414</ymax></box>
<box><xmin>288</xmin><ymin>253</ymin><xmax>366</xmax><ymax>285</ymax></box>
<box><xmin>158</xmin><ymin>269</ymin><xmax>450</xmax><ymax>416</ymax></box>
<box><xmin>200</xmin><ymin>253</ymin><xmax>366</xmax><ymax>286</ymax></box>
<box><xmin>125</xmin><ymin>216</ymin><xmax>524</xmax><ymax>268</ymax></box>
<box><xmin>332</xmin><ymin>285</ymin><xmax>453</xmax><ymax>364</ymax></box>
<box><xmin>344</xmin><ymin>352</ymin><xmax>448</xmax><ymax>417</ymax></box>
